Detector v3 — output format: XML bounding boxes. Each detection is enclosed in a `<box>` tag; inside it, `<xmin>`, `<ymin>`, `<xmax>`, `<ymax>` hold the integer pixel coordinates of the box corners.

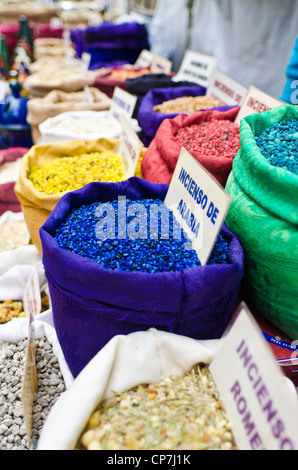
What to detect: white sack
<box><xmin>0</xmin><ymin>310</ymin><xmax>73</xmax><ymax>389</ymax></box>
<box><xmin>37</xmin><ymin>328</ymin><xmax>221</xmax><ymax>450</ymax></box>
<box><xmin>0</xmin><ymin>212</ymin><xmax>41</xmax><ymax>282</ymax></box>
<box><xmin>38</xmin><ymin>110</ymin><xmax>141</xmax><ymax>144</ymax></box>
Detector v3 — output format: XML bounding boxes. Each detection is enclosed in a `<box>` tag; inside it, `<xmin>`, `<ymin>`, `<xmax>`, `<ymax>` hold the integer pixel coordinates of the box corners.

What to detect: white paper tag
<box><xmin>207</xmin><ymin>69</ymin><xmax>248</xmax><ymax>106</ymax></box>
<box><xmin>164</xmin><ymin>148</ymin><xmax>231</xmax><ymax>266</ymax></box>
<box><xmin>109</xmin><ymin>87</ymin><xmax>137</xmax><ymax>123</ymax></box>
<box><xmin>135</xmin><ymin>49</ymin><xmax>154</xmax><ymax>68</ymax></box>
<box><xmin>235</xmin><ymin>85</ymin><xmax>282</xmax><ymax>124</ymax></box>
<box><xmin>210</xmin><ymin>303</ymin><xmax>298</xmax><ymax>450</ymax></box>
<box><xmin>172</xmin><ymin>50</ymin><xmax>219</xmax><ymax>87</ymax></box>
<box><xmin>116</xmin><ymin>116</ymin><xmax>143</xmax><ymax>179</ymax></box>
<box><xmin>151</xmin><ymin>55</ymin><xmax>172</xmax><ymax>75</ymax></box>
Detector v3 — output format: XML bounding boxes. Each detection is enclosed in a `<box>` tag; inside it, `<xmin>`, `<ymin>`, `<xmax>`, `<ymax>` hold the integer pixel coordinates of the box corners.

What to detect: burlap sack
<box><xmin>29</xmin><ymin>56</ymin><xmax>79</xmax><ymax>75</ymax></box>
<box><xmin>24</xmin><ymin>66</ymin><xmax>96</xmax><ymax>98</ymax></box>
<box><xmin>14</xmin><ymin>138</ymin><xmax>147</xmax><ymax>255</ymax></box>
<box><xmin>33</xmin><ymin>37</ymin><xmax>75</xmax><ymax>61</ymax></box>
<box><xmin>0</xmin><ymin>3</ymin><xmax>57</xmax><ymax>22</ymax></box>
<box><xmin>27</xmin><ymin>88</ymin><xmax>111</xmax><ymax>143</ymax></box>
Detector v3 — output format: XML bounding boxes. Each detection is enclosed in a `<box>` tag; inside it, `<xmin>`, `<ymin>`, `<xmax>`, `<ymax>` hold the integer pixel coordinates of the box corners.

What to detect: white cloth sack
<box><xmin>0</xmin><ymin>258</ymin><xmax>45</xmax><ymax>300</ymax></box>
<box><xmin>38</xmin><ymin>110</ymin><xmax>141</xmax><ymax>144</ymax></box>
<box><xmin>37</xmin><ymin>328</ymin><xmax>221</xmax><ymax>450</ymax></box>
<box><xmin>0</xmin><ymin>212</ymin><xmax>42</xmax><ymax>290</ymax></box>
<box><xmin>0</xmin><ymin>309</ymin><xmax>73</xmax><ymax>389</ymax></box>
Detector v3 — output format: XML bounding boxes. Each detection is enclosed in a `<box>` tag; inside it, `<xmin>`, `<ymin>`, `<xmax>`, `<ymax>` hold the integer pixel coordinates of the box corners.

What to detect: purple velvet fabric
<box><xmin>70</xmin><ymin>22</ymin><xmax>149</xmax><ymax>59</ymax></box>
<box><xmin>137</xmin><ymin>86</ymin><xmax>237</xmax><ymax>144</ymax></box>
<box><xmin>40</xmin><ymin>177</ymin><xmax>244</xmax><ymax>377</ymax></box>
<box><xmin>83</xmin><ymin>22</ymin><xmax>149</xmax><ymax>49</ymax></box>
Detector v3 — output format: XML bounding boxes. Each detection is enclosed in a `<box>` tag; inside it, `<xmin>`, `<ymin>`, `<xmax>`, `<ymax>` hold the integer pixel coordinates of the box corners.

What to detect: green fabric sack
<box><xmin>225</xmin><ymin>104</ymin><xmax>298</xmax><ymax>339</ymax></box>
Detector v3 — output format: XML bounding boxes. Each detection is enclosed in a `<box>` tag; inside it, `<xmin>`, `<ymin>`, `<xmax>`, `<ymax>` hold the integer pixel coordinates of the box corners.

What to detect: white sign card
<box><xmin>109</xmin><ymin>87</ymin><xmax>137</xmax><ymax>123</ymax></box>
<box><xmin>151</xmin><ymin>55</ymin><xmax>172</xmax><ymax>75</ymax></box>
<box><xmin>235</xmin><ymin>85</ymin><xmax>283</xmax><ymax>124</ymax></box>
<box><xmin>164</xmin><ymin>147</ymin><xmax>231</xmax><ymax>266</ymax></box>
<box><xmin>207</xmin><ymin>69</ymin><xmax>248</xmax><ymax>106</ymax></box>
<box><xmin>135</xmin><ymin>49</ymin><xmax>155</xmax><ymax>68</ymax></box>
<box><xmin>135</xmin><ymin>49</ymin><xmax>172</xmax><ymax>75</ymax></box>
<box><xmin>116</xmin><ymin>116</ymin><xmax>143</xmax><ymax>179</ymax></box>
<box><xmin>210</xmin><ymin>302</ymin><xmax>298</xmax><ymax>450</ymax></box>
<box><xmin>172</xmin><ymin>50</ymin><xmax>219</xmax><ymax>87</ymax></box>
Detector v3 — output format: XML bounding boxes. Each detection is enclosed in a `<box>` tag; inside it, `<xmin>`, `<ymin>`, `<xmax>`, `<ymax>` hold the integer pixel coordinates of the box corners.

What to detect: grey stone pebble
<box><xmin>0</xmin><ymin>337</ymin><xmax>66</xmax><ymax>450</ymax></box>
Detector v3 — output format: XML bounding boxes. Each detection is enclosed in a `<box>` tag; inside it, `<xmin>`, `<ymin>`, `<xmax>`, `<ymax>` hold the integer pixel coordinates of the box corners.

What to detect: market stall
<box><xmin>0</xmin><ymin>0</ymin><xmax>297</xmax><ymax>453</ymax></box>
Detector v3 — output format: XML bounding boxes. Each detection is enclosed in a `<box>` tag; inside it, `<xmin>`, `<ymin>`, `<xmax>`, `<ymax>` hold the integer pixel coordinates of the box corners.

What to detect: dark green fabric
<box><xmin>225</xmin><ymin>104</ymin><xmax>298</xmax><ymax>339</ymax></box>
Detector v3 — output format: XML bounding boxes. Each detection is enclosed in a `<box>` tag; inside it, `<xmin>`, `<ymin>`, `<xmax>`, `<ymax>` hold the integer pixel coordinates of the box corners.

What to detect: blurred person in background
<box><xmin>149</xmin><ymin>0</ymin><xmax>298</xmax><ymax>98</ymax></box>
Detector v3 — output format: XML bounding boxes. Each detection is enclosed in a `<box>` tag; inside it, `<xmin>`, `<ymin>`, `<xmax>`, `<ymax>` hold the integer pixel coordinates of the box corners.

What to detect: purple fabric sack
<box><xmin>40</xmin><ymin>177</ymin><xmax>244</xmax><ymax>378</ymax></box>
<box><xmin>84</xmin><ymin>22</ymin><xmax>149</xmax><ymax>49</ymax></box>
<box><xmin>137</xmin><ymin>86</ymin><xmax>236</xmax><ymax>145</ymax></box>
<box><xmin>70</xmin><ymin>22</ymin><xmax>149</xmax><ymax>59</ymax></box>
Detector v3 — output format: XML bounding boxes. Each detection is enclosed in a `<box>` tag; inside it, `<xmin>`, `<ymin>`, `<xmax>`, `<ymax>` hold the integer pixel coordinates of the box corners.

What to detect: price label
<box><xmin>207</xmin><ymin>69</ymin><xmax>248</xmax><ymax>106</ymax></box>
<box><xmin>164</xmin><ymin>147</ymin><xmax>231</xmax><ymax>266</ymax></box>
<box><xmin>135</xmin><ymin>49</ymin><xmax>154</xmax><ymax>68</ymax></box>
<box><xmin>109</xmin><ymin>87</ymin><xmax>137</xmax><ymax>123</ymax></box>
<box><xmin>235</xmin><ymin>85</ymin><xmax>283</xmax><ymax>124</ymax></box>
<box><xmin>172</xmin><ymin>50</ymin><xmax>219</xmax><ymax>87</ymax></box>
<box><xmin>210</xmin><ymin>303</ymin><xmax>298</xmax><ymax>450</ymax></box>
<box><xmin>116</xmin><ymin>116</ymin><xmax>143</xmax><ymax>179</ymax></box>
<box><xmin>151</xmin><ymin>55</ymin><xmax>172</xmax><ymax>75</ymax></box>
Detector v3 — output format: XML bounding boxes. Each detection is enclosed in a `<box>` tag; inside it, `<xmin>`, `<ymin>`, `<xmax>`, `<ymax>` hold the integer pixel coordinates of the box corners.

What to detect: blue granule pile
<box><xmin>255</xmin><ymin>118</ymin><xmax>298</xmax><ymax>175</ymax></box>
<box><xmin>54</xmin><ymin>198</ymin><xmax>230</xmax><ymax>273</ymax></box>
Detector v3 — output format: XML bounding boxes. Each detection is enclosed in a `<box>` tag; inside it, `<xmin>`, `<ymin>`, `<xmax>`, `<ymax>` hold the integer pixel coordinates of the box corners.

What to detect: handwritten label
<box><xmin>21</xmin><ymin>267</ymin><xmax>40</xmax><ymax>446</ymax></box>
<box><xmin>207</xmin><ymin>69</ymin><xmax>247</xmax><ymax>106</ymax></box>
<box><xmin>109</xmin><ymin>87</ymin><xmax>137</xmax><ymax>123</ymax></box>
<box><xmin>172</xmin><ymin>50</ymin><xmax>219</xmax><ymax>87</ymax></box>
<box><xmin>135</xmin><ymin>49</ymin><xmax>154</xmax><ymax>68</ymax></box>
<box><xmin>115</xmin><ymin>116</ymin><xmax>143</xmax><ymax>179</ymax></box>
<box><xmin>235</xmin><ymin>86</ymin><xmax>282</xmax><ymax>124</ymax></box>
<box><xmin>164</xmin><ymin>147</ymin><xmax>231</xmax><ymax>266</ymax></box>
<box><xmin>151</xmin><ymin>55</ymin><xmax>172</xmax><ymax>75</ymax></box>
<box><xmin>210</xmin><ymin>303</ymin><xmax>298</xmax><ymax>450</ymax></box>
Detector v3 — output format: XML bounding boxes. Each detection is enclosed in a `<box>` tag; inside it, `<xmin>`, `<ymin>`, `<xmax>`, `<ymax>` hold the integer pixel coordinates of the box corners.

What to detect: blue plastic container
<box><xmin>0</xmin><ymin>80</ymin><xmax>32</xmax><ymax>149</ymax></box>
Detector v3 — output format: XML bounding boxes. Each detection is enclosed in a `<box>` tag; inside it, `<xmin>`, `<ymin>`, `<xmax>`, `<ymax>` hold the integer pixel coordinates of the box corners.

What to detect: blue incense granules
<box><xmin>54</xmin><ymin>198</ymin><xmax>230</xmax><ymax>273</ymax></box>
<box><xmin>255</xmin><ymin>118</ymin><xmax>298</xmax><ymax>175</ymax></box>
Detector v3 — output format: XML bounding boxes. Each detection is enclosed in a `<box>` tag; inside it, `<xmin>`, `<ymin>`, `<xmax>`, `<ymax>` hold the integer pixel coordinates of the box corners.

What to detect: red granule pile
<box><xmin>174</xmin><ymin>119</ymin><xmax>240</xmax><ymax>159</ymax></box>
